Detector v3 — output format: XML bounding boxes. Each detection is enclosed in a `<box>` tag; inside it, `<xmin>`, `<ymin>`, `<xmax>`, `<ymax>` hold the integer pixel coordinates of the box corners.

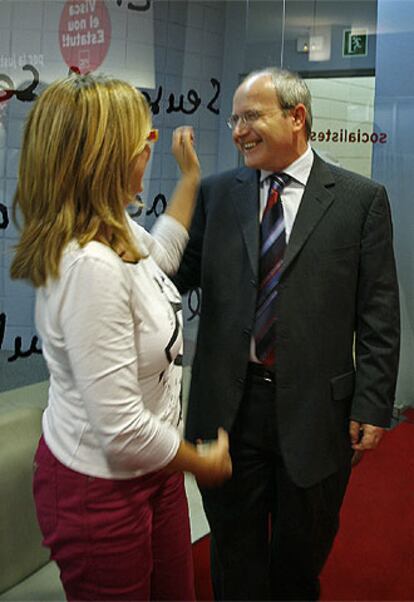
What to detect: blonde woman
<box><xmin>11</xmin><ymin>74</ymin><xmax>231</xmax><ymax>601</ymax></box>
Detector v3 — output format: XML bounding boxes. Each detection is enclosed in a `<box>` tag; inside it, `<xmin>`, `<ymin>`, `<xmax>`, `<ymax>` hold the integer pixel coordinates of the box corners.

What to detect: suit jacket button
<box><xmin>250</xmin><ymin>279</ymin><xmax>256</xmax><ymax>287</ymax></box>
<box><xmin>237</xmin><ymin>377</ymin><xmax>245</xmax><ymax>385</ymax></box>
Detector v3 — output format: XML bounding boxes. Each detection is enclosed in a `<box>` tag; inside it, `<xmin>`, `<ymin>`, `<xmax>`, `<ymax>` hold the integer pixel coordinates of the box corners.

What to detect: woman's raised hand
<box><xmin>172</xmin><ymin>126</ymin><xmax>201</xmax><ymax>182</ymax></box>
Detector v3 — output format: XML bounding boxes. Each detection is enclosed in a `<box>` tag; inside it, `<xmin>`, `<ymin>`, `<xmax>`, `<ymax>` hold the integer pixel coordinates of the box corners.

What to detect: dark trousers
<box><xmin>201</xmin><ymin>371</ymin><xmax>351</xmax><ymax>601</ymax></box>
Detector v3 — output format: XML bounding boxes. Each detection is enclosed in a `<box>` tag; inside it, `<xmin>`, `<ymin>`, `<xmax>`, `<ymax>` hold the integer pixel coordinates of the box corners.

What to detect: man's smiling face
<box><xmin>231</xmin><ymin>73</ymin><xmax>298</xmax><ymax>173</ymax></box>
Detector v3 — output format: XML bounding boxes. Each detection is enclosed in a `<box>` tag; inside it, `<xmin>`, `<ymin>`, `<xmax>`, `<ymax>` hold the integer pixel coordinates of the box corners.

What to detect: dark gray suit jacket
<box><xmin>174</xmin><ymin>152</ymin><xmax>400</xmax><ymax>487</ymax></box>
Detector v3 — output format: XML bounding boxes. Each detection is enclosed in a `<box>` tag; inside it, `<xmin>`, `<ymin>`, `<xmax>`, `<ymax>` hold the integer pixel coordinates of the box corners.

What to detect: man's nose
<box><xmin>233</xmin><ymin>119</ymin><xmax>249</xmax><ymax>135</ymax></box>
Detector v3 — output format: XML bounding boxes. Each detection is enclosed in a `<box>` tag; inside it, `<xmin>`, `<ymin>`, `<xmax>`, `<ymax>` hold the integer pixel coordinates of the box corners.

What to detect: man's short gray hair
<box><xmin>243</xmin><ymin>67</ymin><xmax>313</xmax><ymax>139</ymax></box>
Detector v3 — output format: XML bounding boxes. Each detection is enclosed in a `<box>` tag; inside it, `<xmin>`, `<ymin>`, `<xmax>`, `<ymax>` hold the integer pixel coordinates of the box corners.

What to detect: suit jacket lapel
<box><xmin>281</xmin><ymin>153</ymin><xmax>335</xmax><ymax>277</ymax></box>
<box><xmin>231</xmin><ymin>168</ymin><xmax>260</xmax><ymax>276</ymax></box>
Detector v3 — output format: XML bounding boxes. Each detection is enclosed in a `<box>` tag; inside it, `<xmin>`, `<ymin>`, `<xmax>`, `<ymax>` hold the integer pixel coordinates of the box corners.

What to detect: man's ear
<box><xmin>291</xmin><ymin>103</ymin><xmax>307</xmax><ymax>132</ymax></box>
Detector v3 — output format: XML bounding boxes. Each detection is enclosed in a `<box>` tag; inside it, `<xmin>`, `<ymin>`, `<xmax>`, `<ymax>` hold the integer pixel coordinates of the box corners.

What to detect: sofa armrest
<box><xmin>0</xmin><ymin>407</ymin><xmax>50</xmax><ymax>594</ymax></box>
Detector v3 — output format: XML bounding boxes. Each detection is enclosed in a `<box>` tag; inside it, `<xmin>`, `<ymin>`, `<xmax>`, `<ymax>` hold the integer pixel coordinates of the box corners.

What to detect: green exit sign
<box><xmin>343</xmin><ymin>29</ymin><xmax>368</xmax><ymax>57</ymax></box>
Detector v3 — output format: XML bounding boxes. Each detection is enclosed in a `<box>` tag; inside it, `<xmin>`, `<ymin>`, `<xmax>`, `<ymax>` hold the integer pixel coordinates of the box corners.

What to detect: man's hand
<box><xmin>349</xmin><ymin>420</ymin><xmax>385</xmax><ymax>452</ymax></box>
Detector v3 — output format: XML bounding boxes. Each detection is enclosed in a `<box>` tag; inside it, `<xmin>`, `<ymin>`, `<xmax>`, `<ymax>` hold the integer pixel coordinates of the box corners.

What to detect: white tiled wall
<box><xmin>0</xmin><ymin>1</ymin><xmax>380</xmax><ymax>390</ymax></box>
<box><xmin>307</xmin><ymin>76</ymin><xmax>376</xmax><ymax>178</ymax></box>
<box><xmin>0</xmin><ymin>0</ymin><xmax>226</xmax><ymax>365</ymax></box>
<box><xmin>141</xmin><ymin>1</ymin><xmax>225</xmax><ymax>227</ymax></box>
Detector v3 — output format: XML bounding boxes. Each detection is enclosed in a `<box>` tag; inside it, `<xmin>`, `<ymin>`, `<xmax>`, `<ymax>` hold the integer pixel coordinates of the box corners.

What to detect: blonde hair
<box><xmin>10</xmin><ymin>73</ymin><xmax>152</xmax><ymax>287</ymax></box>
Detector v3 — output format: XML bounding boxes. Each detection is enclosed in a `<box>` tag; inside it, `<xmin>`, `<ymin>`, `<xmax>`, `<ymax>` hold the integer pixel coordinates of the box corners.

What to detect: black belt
<box><xmin>247</xmin><ymin>362</ymin><xmax>275</xmax><ymax>384</ymax></box>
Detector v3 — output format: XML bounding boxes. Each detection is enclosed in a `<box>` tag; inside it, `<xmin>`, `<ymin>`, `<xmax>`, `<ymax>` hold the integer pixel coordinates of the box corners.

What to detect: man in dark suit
<box><xmin>174</xmin><ymin>68</ymin><xmax>400</xmax><ymax>601</ymax></box>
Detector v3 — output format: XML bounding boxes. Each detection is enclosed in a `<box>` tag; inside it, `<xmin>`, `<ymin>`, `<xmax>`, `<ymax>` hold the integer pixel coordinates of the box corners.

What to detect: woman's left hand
<box><xmin>172</xmin><ymin>126</ymin><xmax>200</xmax><ymax>181</ymax></box>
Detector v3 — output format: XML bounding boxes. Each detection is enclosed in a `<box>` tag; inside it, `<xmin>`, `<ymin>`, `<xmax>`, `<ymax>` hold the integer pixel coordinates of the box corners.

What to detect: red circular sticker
<box><xmin>59</xmin><ymin>0</ymin><xmax>111</xmax><ymax>73</ymax></box>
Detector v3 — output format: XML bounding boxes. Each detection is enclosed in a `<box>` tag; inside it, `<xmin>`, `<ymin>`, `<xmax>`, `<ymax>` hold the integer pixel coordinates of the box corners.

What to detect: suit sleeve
<box><xmin>173</xmin><ymin>184</ymin><xmax>207</xmax><ymax>294</ymax></box>
<box><xmin>351</xmin><ymin>185</ymin><xmax>400</xmax><ymax>427</ymax></box>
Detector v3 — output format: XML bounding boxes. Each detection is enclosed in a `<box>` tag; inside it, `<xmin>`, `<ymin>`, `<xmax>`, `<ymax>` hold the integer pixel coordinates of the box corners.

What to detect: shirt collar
<box><xmin>260</xmin><ymin>144</ymin><xmax>314</xmax><ymax>186</ymax></box>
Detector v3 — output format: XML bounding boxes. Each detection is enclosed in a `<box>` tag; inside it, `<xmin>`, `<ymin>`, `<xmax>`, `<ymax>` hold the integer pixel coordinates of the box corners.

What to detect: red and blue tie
<box><xmin>254</xmin><ymin>173</ymin><xmax>291</xmax><ymax>367</ymax></box>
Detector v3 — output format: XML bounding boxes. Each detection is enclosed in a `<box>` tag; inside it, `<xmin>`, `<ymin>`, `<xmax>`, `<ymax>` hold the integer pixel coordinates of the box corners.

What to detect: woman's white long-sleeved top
<box><xmin>36</xmin><ymin>214</ymin><xmax>189</xmax><ymax>479</ymax></box>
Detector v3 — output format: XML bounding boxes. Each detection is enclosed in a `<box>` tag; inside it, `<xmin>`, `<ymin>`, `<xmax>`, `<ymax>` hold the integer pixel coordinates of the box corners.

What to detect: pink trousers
<box><xmin>33</xmin><ymin>436</ymin><xmax>196</xmax><ymax>601</ymax></box>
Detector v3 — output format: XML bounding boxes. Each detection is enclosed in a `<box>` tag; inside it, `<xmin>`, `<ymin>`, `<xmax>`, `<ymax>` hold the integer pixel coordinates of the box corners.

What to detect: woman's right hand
<box><xmin>164</xmin><ymin>126</ymin><xmax>201</xmax><ymax>229</ymax></box>
<box><xmin>195</xmin><ymin>428</ymin><xmax>232</xmax><ymax>487</ymax></box>
<box><xmin>165</xmin><ymin>428</ymin><xmax>232</xmax><ymax>487</ymax></box>
<box><xmin>171</xmin><ymin>126</ymin><xmax>201</xmax><ymax>182</ymax></box>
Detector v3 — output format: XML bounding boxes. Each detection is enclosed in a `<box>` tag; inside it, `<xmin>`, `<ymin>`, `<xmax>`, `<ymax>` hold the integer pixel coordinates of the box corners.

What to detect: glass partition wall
<box><xmin>0</xmin><ymin>0</ymin><xmax>412</xmax><ymax>408</ymax></box>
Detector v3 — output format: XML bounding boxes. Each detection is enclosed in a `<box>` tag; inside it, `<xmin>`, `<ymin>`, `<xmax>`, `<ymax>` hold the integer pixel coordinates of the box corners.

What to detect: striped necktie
<box><xmin>253</xmin><ymin>173</ymin><xmax>291</xmax><ymax>367</ymax></box>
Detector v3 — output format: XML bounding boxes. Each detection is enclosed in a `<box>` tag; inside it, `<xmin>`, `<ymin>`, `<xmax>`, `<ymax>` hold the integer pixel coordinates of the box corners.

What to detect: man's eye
<box><xmin>244</xmin><ymin>111</ymin><xmax>260</xmax><ymax>122</ymax></box>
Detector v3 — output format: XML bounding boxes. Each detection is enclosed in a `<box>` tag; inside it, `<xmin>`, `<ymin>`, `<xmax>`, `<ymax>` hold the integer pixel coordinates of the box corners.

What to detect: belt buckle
<box><xmin>263</xmin><ymin>368</ymin><xmax>274</xmax><ymax>384</ymax></box>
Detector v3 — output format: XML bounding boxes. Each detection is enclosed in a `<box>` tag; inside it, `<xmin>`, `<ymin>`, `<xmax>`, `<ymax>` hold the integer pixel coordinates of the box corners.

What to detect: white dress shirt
<box><xmin>251</xmin><ymin>145</ymin><xmax>314</xmax><ymax>362</ymax></box>
<box><xmin>260</xmin><ymin>144</ymin><xmax>314</xmax><ymax>242</ymax></box>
